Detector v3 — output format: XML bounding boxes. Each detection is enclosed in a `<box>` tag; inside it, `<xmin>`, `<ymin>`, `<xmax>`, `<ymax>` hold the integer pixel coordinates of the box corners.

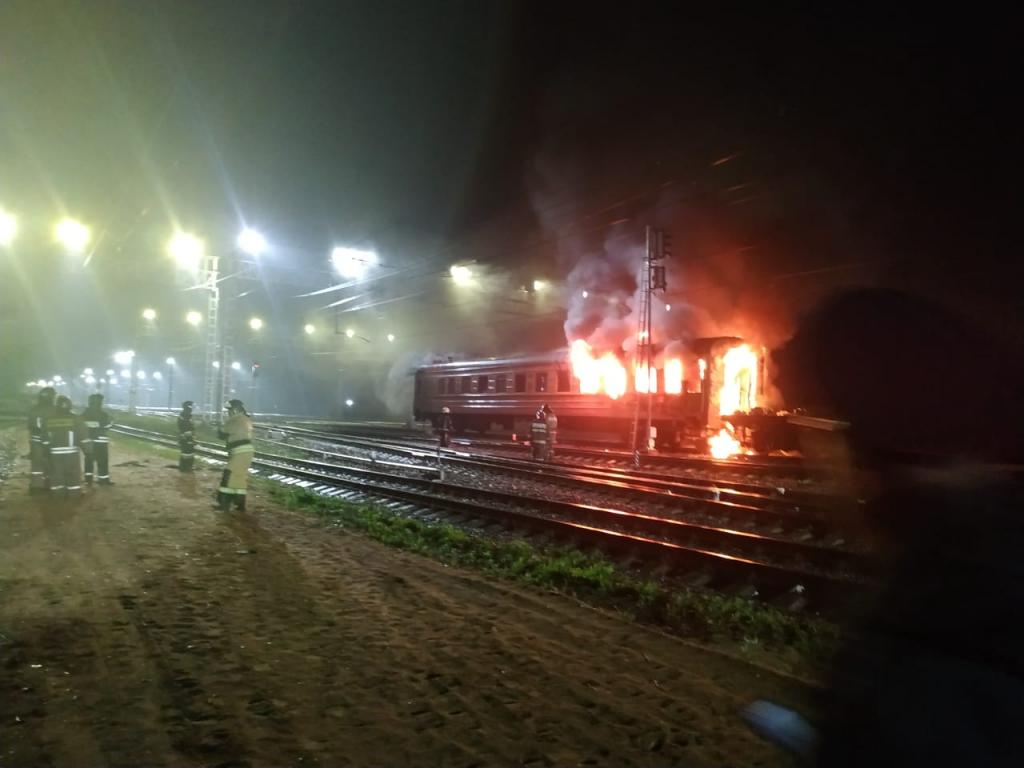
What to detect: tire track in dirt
<box><xmin>1</xmin><ymin>440</ymin><xmax>808</xmax><ymax>767</ymax></box>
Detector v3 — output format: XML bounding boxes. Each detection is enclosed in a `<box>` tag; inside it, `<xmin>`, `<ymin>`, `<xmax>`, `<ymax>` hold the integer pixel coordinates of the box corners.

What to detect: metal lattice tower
<box><xmin>630</xmin><ymin>226</ymin><xmax>655</xmax><ymax>462</ymax></box>
<box><xmin>200</xmin><ymin>255</ymin><xmax>221</xmax><ymax>421</ymax></box>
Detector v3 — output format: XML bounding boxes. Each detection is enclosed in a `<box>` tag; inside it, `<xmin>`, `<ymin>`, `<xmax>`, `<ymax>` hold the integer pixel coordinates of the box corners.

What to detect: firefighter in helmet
<box><xmin>27</xmin><ymin>386</ymin><xmax>56</xmax><ymax>493</ymax></box>
<box><xmin>530</xmin><ymin>405</ymin><xmax>549</xmax><ymax>460</ymax></box>
<box><xmin>438</xmin><ymin>406</ymin><xmax>453</xmax><ymax>448</ymax></box>
<box><xmin>177</xmin><ymin>401</ymin><xmax>196</xmax><ymax>472</ymax></box>
<box><xmin>216</xmin><ymin>399</ymin><xmax>253</xmax><ymax>511</ymax></box>
<box><xmin>81</xmin><ymin>393</ymin><xmax>114</xmax><ymax>485</ymax></box>
<box><xmin>46</xmin><ymin>395</ymin><xmax>85</xmax><ymax>499</ymax></box>
<box><xmin>542</xmin><ymin>403</ymin><xmax>558</xmax><ymax>461</ymax></box>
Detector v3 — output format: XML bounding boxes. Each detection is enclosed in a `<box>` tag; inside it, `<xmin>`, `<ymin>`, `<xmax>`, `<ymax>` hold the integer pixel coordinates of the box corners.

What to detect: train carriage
<box><xmin>413</xmin><ymin>337</ymin><xmax>764</xmax><ymax>448</ymax></box>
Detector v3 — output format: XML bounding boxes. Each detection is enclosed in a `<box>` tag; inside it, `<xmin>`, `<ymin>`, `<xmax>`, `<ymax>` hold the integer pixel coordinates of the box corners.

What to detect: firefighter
<box><xmin>177</xmin><ymin>401</ymin><xmax>196</xmax><ymax>472</ymax></box>
<box><xmin>27</xmin><ymin>387</ymin><xmax>56</xmax><ymax>494</ymax></box>
<box><xmin>438</xmin><ymin>406</ymin><xmax>453</xmax><ymax>448</ymax></box>
<box><xmin>81</xmin><ymin>393</ymin><xmax>114</xmax><ymax>485</ymax></box>
<box><xmin>216</xmin><ymin>399</ymin><xmax>253</xmax><ymax>511</ymax></box>
<box><xmin>542</xmin><ymin>404</ymin><xmax>558</xmax><ymax>461</ymax></box>
<box><xmin>530</xmin><ymin>405</ymin><xmax>548</xmax><ymax>460</ymax></box>
<box><xmin>46</xmin><ymin>395</ymin><xmax>85</xmax><ymax>500</ymax></box>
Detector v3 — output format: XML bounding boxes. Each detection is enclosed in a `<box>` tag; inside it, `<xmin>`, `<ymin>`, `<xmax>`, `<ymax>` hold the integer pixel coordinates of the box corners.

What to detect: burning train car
<box><xmin>413</xmin><ymin>337</ymin><xmax>766</xmax><ymax>454</ymax></box>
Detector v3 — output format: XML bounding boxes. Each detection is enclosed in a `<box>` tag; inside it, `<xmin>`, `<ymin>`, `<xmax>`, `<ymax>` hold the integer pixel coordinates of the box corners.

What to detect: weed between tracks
<box><xmin>268</xmin><ymin>484</ymin><xmax>839</xmax><ymax>670</ymax></box>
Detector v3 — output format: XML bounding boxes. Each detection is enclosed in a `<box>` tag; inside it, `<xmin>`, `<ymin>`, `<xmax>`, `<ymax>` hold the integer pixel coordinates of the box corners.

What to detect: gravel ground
<box><xmin>0</xmin><ymin>430</ymin><xmax>812</xmax><ymax>767</ymax></box>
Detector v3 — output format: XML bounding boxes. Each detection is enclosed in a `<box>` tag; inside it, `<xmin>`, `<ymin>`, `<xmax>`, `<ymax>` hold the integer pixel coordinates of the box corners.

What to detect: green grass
<box><xmin>267</xmin><ymin>484</ymin><xmax>840</xmax><ymax>669</ymax></box>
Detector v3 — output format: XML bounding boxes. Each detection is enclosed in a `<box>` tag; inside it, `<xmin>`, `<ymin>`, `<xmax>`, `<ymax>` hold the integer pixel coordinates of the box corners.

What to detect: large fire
<box><xmin>569</xmin><ymin>340</ymin><xmax>627</xmax><ymax>399</ymax></box>
<box><xmin>708</xmin><ymin>427</ymin><xmax>741</xmax><ymax>460</ymax></box>
<box><xmin>719</xmin><ymin>343</ymin><xmax>758</xmax><ymax>415</ymax></box>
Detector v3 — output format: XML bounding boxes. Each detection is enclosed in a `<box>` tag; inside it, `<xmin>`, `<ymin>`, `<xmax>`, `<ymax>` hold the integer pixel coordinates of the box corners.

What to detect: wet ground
<box><xmin>0</xmin><ymin>433</ymin><xmax>808</xmax><ymax>767</ymax></box>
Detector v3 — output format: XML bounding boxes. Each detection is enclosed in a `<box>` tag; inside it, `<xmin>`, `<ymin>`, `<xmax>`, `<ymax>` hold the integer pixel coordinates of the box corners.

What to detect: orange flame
<box><xmin>664</xmin><ymin>358</ymin><xmax>683</xmax><ymax>395</ymax></box>
<box><xmin>634</xmin><ymin>365</ymin><xmax>657</xmax><ymax>393</ymax></box>
<box><xmin>719</xmin><ymin>344</ymin><xmax>758</xmax><ymax>415</ymax></box>
<box><xmin>570</xmin><ymin>340</ymin><xmax>627</xmax><ymax>400</ymax></box>
<box><xmin>708</xmin><ymin>427</ymin><xmax>741</xmax><ymax>460</ymax></box>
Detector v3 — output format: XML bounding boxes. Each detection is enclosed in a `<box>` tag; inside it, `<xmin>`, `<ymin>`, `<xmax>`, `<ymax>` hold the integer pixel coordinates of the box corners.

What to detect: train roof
<box><xmin>416</xmin><ymin>337</ymin><xmax>746</xmax><ymax>373</ymax></box>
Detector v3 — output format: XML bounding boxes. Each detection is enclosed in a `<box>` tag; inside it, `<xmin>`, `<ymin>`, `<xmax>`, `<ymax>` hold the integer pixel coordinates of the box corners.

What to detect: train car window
<box><xmin>461</xmin><ymin>376</ymin><xmax>471</xmax><ymax>394</ymax></box>
<box><xmin>514</xmin><ymin>373</ymin><xmax>526</xmax><ymax>392</ymax></box>
<box><xmin>478</xmin><ymin>374</ymin><xmax>489</xmax><ymax>393</ymax></box>
<box><xmin>536</xmin><ymin>372</ymin><xmax>548</xmax><ymax>393</ymax></box>
<box><xmin>437</xmin><ymin>378</ymin><xmax>446</xmax><ymax>395</ymax></box>
<box><xmin>495</xmin><ymin>374</ymin><xmax>506</xmax><ymax>393</ymax></box>
<box><xmin>557</xmin><ymin>370</ymin><xmax>570</xmax><ymax>392</ymax></box>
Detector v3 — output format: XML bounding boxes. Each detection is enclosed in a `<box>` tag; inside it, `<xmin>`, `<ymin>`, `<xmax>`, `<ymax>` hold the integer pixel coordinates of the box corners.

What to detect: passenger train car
<box><xmin>413</xmin><ymin>337</ymin><xmax>765</xmax><ymax>448</ymax></box>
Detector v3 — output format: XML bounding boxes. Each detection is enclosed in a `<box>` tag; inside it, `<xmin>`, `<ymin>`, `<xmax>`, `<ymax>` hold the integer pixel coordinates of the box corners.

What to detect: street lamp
<box><xmin>331</xmin><ymin>246</ymin><xmax>377</xmax><ymax>279</ymax></box>
<box><xmin>249</xmin><ymin>317</ymin><xmax>263</xmax><ymax>331</ymax></box>
<box><xmin>165</xmin><ymin>358</ymin><xmax>176</xmax><ymax>409</ymax></box>
<box><xmin>185</xmin><ymin>310</ymin><xmax>202</xmax><ymax>326</ymax></box>
<box><xmin>345</xmin><ymin>398</ymin><xmax>354</xmax><ymax>407</ymax></box>
<box><xmin>0</xmin><ymin>207</ymin><xmax>17</xmax><ymax>247</ymax></box>
<box><xmin>231</xmin><ymin>361</ymin><xmax>242</xmax><ymax>371</ymax></box>
<box><xmin>387</xmin><ymin>333</ymin><xmax>395</xmax><ymax>342</ymax></box>
<box><xmin>142</xmin><ymin>307</ymin><xmax>157</xmax><ymax>321</ymax></box>
<box><xmin>345</xmin><ymin>328</ymin><xmax>355</xmax><ymax>339</ymax></box>
<box><xmin>167</xmin><ymin>232</ymin><xmax>205</xmax><ymax>272</ymax></box>
<box><xmin>237</xmin><ymin>227</ymin><xmax>268</xmax><ymax>257</ymax></box>
<box><xmin>304</xmin><ymin>323</ymin><xmax>316</xmax><ymax>335</ymax></box>
<box><xmin>54</xmin><ymin>218</ymin><xmax>91</xmax><ymax>254</ymax></box>
<box><xmin>450</xmin><ymin>264</ymin><xmax>473</xmax><ymax>285</ymax></box>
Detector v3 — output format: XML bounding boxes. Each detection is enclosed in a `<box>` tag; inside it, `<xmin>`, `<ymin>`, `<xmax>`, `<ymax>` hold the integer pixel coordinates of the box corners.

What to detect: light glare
<box><xmin>331</xmin><ymin>246</ymin><xmax>377</xmax><ymax>279</ymax></box>
<box><xmin>249</xmin><ymin>317</ymin><xmax>264</xmax><ymax>331</ymax></box>
<box><xmin>55</xmin><ymin>218</ymin><xmax>91</xmax><ymax>253</ymax></box>
<box><xmin>142</xmin><ymin>308</ymin><xmax>157</xmax><ymax>321</ymax></box>
<box><xmin>237</xmin><ymin>227</ymin><xmax>268</xmax><ymax>256</ymax></box>
<box><xmin>304</xmin><ymin>323</ymin><xmax>316</xmax><ymax>335</ymax></box>
<box><xmin>168</xmin><ymin>232</ymin><xmax>205</xmax><ymax>271</ymax></box>
<box><xmin>186</xmin><ymin>310</ymin><xmax>202</xmax><ymax>326</ymax></box>
<box><xmin>0</xmin><ymin>208</ymin><xmax>17</xmax><ymax>247</ymax></box>
<box><xmin>450</xmin><ymin>264</ymin><xmax>473</xmax><ymax>285</ymax></box>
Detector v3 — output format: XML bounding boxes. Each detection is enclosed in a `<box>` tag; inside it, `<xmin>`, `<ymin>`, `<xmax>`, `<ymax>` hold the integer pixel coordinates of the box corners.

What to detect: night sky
<box><xmin>1</xmin><ymin>2</ymin><xmax>1018</xmax><ymax>413</ymax></box>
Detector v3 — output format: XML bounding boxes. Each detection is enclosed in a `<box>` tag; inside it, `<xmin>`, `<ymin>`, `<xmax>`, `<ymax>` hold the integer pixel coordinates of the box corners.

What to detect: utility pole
<box><xmin>200</xmin><ymin>254</ymin><xmax>221</xmax><ymax>423</ymax></box>
<box><xmin>630</xmin><ymin>226</ymin><xmax>669</xmax><ymax>466</ymax></box>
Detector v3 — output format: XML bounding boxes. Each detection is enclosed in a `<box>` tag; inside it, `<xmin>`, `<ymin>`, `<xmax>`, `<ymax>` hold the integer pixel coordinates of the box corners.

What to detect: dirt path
<box><xmin>1</xmin><ymin>434</ymin><xmax>808</xmax><ymax>767</ymax></box>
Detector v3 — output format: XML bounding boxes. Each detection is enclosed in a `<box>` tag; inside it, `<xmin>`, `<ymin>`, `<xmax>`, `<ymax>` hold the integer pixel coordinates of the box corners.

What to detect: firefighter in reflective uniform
<box><xmin>530</xmin><ymin>406</ymin><xmax>548</xmax><ymax>460</ymax></box>
<box><xmin>216</xmin><ymin>399</ymin><xmax>253</xmax><ymax>511</ymax></box>
<box><xmin>542</xmin><ymin>404</ymin><xmax>558</xmax><ymax>461</ymax></box>
<box><xmin>81</xmin><ymin>393</ymin><xmax>114</xmax><ymax>485</ymax></box>
<box><xmin>46</xmin><ymin>395</ymin><xmax>85</xmax><ymax>499</ymax></box>
<box><xmin>438</xmin><ymin>406</ymin><xmax>453</xmax><ymax>448</ymax></box>
<box><xmin>27</xmin><ymin>387</ymin><xmax>56</xmax><ymax>493</ymax></box>
<box><xmin>177</xmin><ymin>401</ymin><xmax>196</xmax><ymax>472</ymax></box>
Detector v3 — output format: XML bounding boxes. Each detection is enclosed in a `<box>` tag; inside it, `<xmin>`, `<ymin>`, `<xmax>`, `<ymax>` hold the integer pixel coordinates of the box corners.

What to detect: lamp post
<box><xmin>166</xmin><ymin>357</ymin><xmax>176</xmax><ymax>410</ymax></box>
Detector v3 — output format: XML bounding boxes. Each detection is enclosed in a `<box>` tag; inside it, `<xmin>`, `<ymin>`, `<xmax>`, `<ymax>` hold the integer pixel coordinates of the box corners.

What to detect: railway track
<box><xmin>114</xmin><ymin>424</ymin><xmax>874</xmax><ymax>612</ymax></box>
<box><xmin>263</xmin><ymin>424</ymin><xmax>855</xmax><ymax>526</ymax></box>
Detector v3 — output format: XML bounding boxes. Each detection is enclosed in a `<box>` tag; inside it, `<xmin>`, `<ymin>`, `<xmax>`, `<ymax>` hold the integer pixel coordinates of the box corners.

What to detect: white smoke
<box><xmin>377</xmin><ymin>350</ymin><xmax>461</xmax><ymax>419</ymax></box>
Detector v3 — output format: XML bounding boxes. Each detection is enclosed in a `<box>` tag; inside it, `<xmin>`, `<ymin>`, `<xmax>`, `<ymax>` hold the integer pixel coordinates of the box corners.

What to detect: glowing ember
<box><xmin>664</xmin><ymin>358</ymin><xmax>683</xmax><ymax>395</ymax></box>
<box><xmin>634</xmin><ymin>365</ymin><xmax>657</xmax><ymax>394</ymax></box>
<box><xmin>719</xmin><ymin>344</ymin><xmax>758</xmax><ymax>415</ymax></box>
<box><xmin>708</xmin><ymin>428</ymin><xmax>741</xmax><ymax>460</ymax></box>
<box><xmin>570</xmin><ymin>340</ymin><xmax>627</xmax><ymax>399</ymax></box>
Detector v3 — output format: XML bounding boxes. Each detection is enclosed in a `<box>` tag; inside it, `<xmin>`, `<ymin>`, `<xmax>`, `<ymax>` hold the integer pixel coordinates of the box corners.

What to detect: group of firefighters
<box><xmin>436</xmin><ymin>403</ymin><xmax>558</xmax><ymax>461</ymax></box>
<box><xmin>28</xmin><ymin>388</ymin><xmax>114</xmax><ymax>497</ymax></box>
<box><xmin>26</xmin><ymin>386</ymin><xmax>254</xmax><ymax>511</ymax></box>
